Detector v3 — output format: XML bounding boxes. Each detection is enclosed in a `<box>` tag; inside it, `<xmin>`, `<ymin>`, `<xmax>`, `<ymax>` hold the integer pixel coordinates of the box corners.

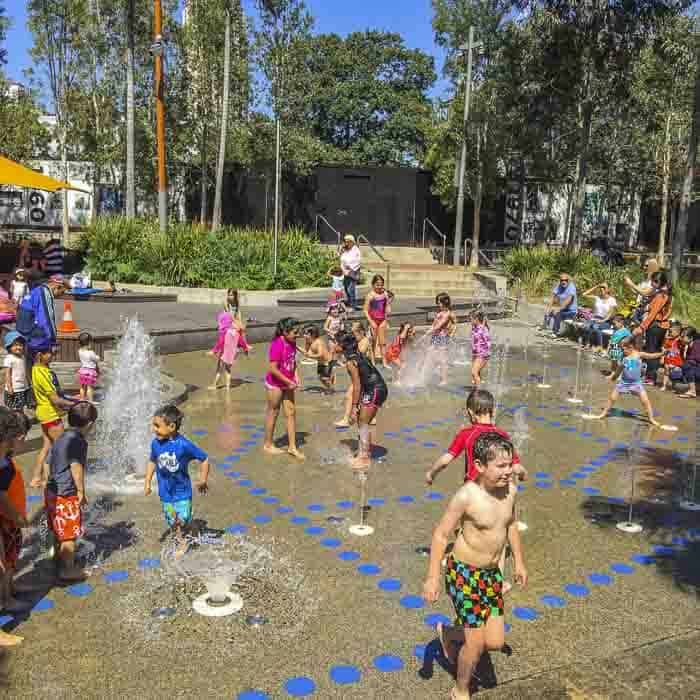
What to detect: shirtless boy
<box><xmin>302</xmin><ymin>325</ymin><xmax>336</xmax><ymax>393</ymax></box>
<box><xmin>423</xmin><ymin>433</ymin><xmax>527</xmax><ymax>700</ymax></box>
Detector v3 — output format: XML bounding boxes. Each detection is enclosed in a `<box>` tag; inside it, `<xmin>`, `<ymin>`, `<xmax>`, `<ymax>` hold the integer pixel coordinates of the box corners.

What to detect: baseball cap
<box><xmin>3</xmin><ymin>330</ymin><xmax>24</xmax><ymax>349</ymax></box>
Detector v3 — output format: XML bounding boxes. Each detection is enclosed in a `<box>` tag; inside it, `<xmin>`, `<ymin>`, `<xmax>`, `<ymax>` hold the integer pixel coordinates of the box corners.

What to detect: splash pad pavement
<box><xmin>4</xmin><ymin>319</ymin><xmax>699</xmax><ymax>699</ymax></box>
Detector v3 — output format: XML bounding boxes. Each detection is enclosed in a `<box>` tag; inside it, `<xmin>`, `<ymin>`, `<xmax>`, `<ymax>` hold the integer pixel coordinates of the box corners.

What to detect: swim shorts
<box><xmin>0</xmin><ymin>522</ymin><xmax>22</xmax><ymax>569</ymax></box>
<box><xmin>3</xmin><ymin>389</ymin><xmax>28</xmax><ymax>411</ymax></box>
<box><xmin>78</xmin><ymin>367</ymin><xmax>98</xmax><ymax>386</ymax></box>
<box><xmin>317</xmin><ymin>361</ymin><xmax>336</xmax><ymax>380</ymax></box>
<box><xmin>45</xmin><ymin>493</ymin><xmax>83</xmax><ymax>542</ymax></box>
<box><xmin>361</xmin><ymin>384</ymin><xmax>388</xmax><ymax>408</ymax></box>
<box><xmin>162</xmin><ymin>499</ymin><xmax>193</xmax><ymax>528</ymax></box>
<box><xmin>445</xmin><ymin>554</ymin><xmax>504</xmax><ymax>628</ymax></box>
<box><xmin>616</xmin><ymin>381</ymin><xmax>643</xmax><ymax>395</ymax></box>
<box><xmin>431</xmin><ymin>334</ymin><xmax>450</xmax><ymax>347</ymax></box>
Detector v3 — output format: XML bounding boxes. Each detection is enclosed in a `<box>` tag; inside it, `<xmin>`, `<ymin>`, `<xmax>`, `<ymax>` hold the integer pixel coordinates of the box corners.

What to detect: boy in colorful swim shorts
<box><xmin>45</xmin><ymin>401</ymin><xmax>98</xmax><ymax>582</ymax></box>
<box><xmin>423</xmin><ymin>433</ymin><xmax>527</xmax><ymax>700</ymax></box>
<box><xmin>145</xmin><ymin>405</ymin><xmax>210</xmax><ymax>545</ymax></box>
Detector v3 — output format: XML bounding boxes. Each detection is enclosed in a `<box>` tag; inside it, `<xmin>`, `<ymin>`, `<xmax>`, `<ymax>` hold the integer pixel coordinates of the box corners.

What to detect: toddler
<box><xmin>470</xmin><ymin>311</ymin><xmax>491</xmax><ymax>385</ymax></box>
<box><xmin>3</xmin><ymin>332</ymin><xmax>28</xmax><ymax>412</ymax></box>
<box><xmin>327</xmin><ymin>266</ymin><xmax>345</xmax><ymax>301</ymax></box>
<box><xmin>10</xmin><ymin>269</ymin><xmax>27</xmax><ymax>305</ymax></box>
<box><xmin>384</xmin><ymin>323</ymin><xmax>415</xmax><ymax>383</ymax></box>
<box><xmin>302</xmin><ymin>326</ymin><xmax>336</xmax><ymax>393</ymax></box>
<box><xmin>45</xmin><ymin>402</ymin><xmax>98</xmax><ymax>582</ymax></box>
<box><xmin>144</xmin><ymin>404</ymin><xmax>210</xmax><ymax>546</ymax></box>
<box><xmin>324</xmin><ymin>296</ymin><xmax>347</xmax><ymax>345</ymax></box>
<box><xmin>77</xmin><ymin>332</ymin><xmax>100</xmax><ymax>402</ymax></box>
<box><xmin>658</xmin><ymin>321</ymin><xmax>684</xmax><ymax>391</ymax></box>
<box><xmin>425</xmin><ymin>292</ymin><xmax>453</xmax><ymax>385</ymax></box>
<box><xmin>679</xmin><ymin>326</ymin><xmax>699</xmax><ymax>399</ymax></box>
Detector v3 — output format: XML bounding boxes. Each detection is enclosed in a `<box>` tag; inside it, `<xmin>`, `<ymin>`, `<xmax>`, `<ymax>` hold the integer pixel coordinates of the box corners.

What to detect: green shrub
<box><xmin>503</xmin><ymin>245</ymin><xmax>700</xmax><ymax>327</ymax></box>
<box><xmin>83</xmin><ymin>217</ymin><xmax>335</xmax><ymax>290</ymax></box>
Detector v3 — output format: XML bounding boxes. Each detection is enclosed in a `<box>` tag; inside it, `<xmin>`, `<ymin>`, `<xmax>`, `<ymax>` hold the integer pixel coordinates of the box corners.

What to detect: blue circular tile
<box><xmin>291</xmin><ymin>516</ymin><xmax>310</xmax><ymax>525</ymax></box>
<box><xmin>560</xmin><ymin>479</ymin><xmax>577</xmax><ymax>486</ymax></box>
<box><xmin>240</xmin><ymin>423</ymin><xmax>256</xmax><ymax>429</ymax></box>
<box><xmin>234</xmin><ymin>448</ymin><xmax>249</xmax><ymax>454</ymax></box>
<box><xmin>236</xmin><ymin>690</ymin><xmax>270</xmax><ymax>700</ymax></box>
<box><xmin>276</xmin><ymin>506</ymin><xmax>294</xmax><ymax>514</ymax></box>
<box><xmin>423</xmin><ymin>442</ymin><xmax>438</xmax><ymax>448</ymax></box>
<box><xmin>337</xmin><ymin>551</ymin><xmax>360</xmax><ymax>562</ymax></box>
<box><xmin>284</xmin><ymin>676</ymin><xmax>316</xmax><ymax>696</ymax></box>
<box><xmin>588</xmin><ymin>572</ymin><xmax>613</xmax><ymax>585</ymax></box>
<box><xmin>336</xmin><ymin>501</ymin><xmax>354</xmax><ymax>509</ymax></box>
<box><xmin>535</xmin><ymin>481</ymin><xmax>553</xmax><ymax>489</ymax></box>
<box><xmin>329</xmin><ymin>665</ymin><xmax>361</xmax><ymax>685</ymax></box>
<box><xmin>580</xmin><ymin>466</ymin><xmax>596</xmax><ymax>473</ymax></box>
<box><xmin>581</xmin><ymin>432</ymin><xmax>593</xmax><ymax>438</ymax></box>
<box><xmin>238</xmin><ymin>479</ymin><xmax>253</xmax><ymax>487</ymax></box>
<box><xmin>564</xmin><ymin>583</ymin><xmax>590</xmax><ymax>597</ymax></box>
<box><xmin>397</xmin><ymin>495</ymin><xmax>415</xmax><ymax>503</ymax></box>
<box><xmin>103</xmin><ymin>570</ymin><xmax>129</xmax><ymax>584</ymax></box>
<box><xmin>384</xmin><ymin>432</ymin><xmax>399</xmax><ymax>437</ymax></box>
<box><xmin>404</xmin><ymin>437</ymin><xmax>418</xmax><ymax>443</ymax></box>
<box><xmin>321</xmin><ymin>538</ymin><xmax>341</xmax><ymax>548</ymax></box>
<box><xmin>225</xmin><ymin>455</ymin><xmax>241</xmax><ymax>463</ymax></box>
<box><xmin>304</xmin><ymin>526</ymin><xmax>325</xmax><ymax>536</ymax></box>
<box><xmin>138</xmin><ymin>558</ymin><xmax>160</xmax><ymax>569</ymax></box>
<box><xmin>263</xmin><ymin>496</ymin><xmax>280</xmax><ymax>505</ymax></box>
<box><xmin>367</xmin><ymin>498</ymin><xmax>385</xmax><ymax>506</ymax></box>
<box><xmin>540</xmin><ymin>594</ymin><xmax>566</xmax><ymax>608</ymax></box>
<box><xmin>243</xmin><ymin>440</ymin><xmax>258</xmax><ymax>447</ymax></box>
<box><xmin>226</xmin><ymin>471</ymin><xmax>242</xmax><ymax>478</ymax></box>
<box><xmin>225</xmin><ymin>524</ymin><xmax>248</xmax><ymax>535</ymax></box>
<box><xmin>564</xmin><ymin>427</ymin><xmax>577</xmax><ymax>433</ymax></box>
<box><xmin>610</xmin><ymin>563</ymin><xmax>635</xmax><ymax>574</ymax></box>
<box><xmin>672</xmin><ymin>536</ymin><xmax>689</xmax><ymax>547</ymax></box>
<box><xmin>582</xmin><ymin>487</ymin><xmax>601</xmax><ymax>495</ymax></box>
<box><xmin>253</xmin><ymin>515</ymin><xmax>272</xmax><ymax>525</ymax></box>
<box><xmin>400</xmin><ymin>595</ymin><xmax>425</xmax><ymax>609</ymax></box>
<box><xmin>549</xmin><ymin>421</ymin><xmax>562</xmax><ymax>427</ymax></box>
<box><xmin>652</xmin><ymin>545</ymin><xmax>675</xmax><ymax>557</ymax></box>
<box><xmin>512</xmin><ymin>607</ymin><xmax>539</xmax><ymax>621</ymax></box>
<box><xmin>32</xmin><ymin>598</ymin><xmax>54</xmax><ymax>612</ymax></box>
<box><xmin>517</xmin><ymin>484</ymin><xmax>525</xmax><ymax>492</ymax></box>
<box><xmin>373</xmin><ymin>654</ymin><xmax>404</xmax><ymax>672</ymax></box>
<box><xmin>607</xmin><ymin>497</ymin><xmax>626</xmax><ymax>505</ymax></box>
<box><xmin>249</xmin><ymin>488</ymin><xmax>267</xmax><ymax>496</ymax></box>
<box><xmin>425</xmin><ymin>492</ymin><xmax>444</xmax><ymax>500</ymax></box>
<box><xmin>414</xmin><ymin>644</ymin><xmax>426</xmax><ymax>659</ymax></box>
<box><xmin>505</xmin><ymin>623</ymin><xmax>512</xmax><ymax>632</ymax></box>
<box><xmin>424</xmin><ymin>613</ymin><xmax>451</xmax><ymax>627</ymax></box>
<box><xmin>307</xmin><ymin>504</ymin><xmax>325</xmax><ymax>512</ymax></box>
<box><xmin>570</xmin><ymin>472</ymin><xmax>586</xmax><ymax>479</ymax></box>
<box><xmin>631</xmin><ymin>554</ymin><xmax>655</xmax><ymax>565</ymax></box>
<box><xmin>378</xmin><ymin>579</ymin><xmax>402</xmax><ymax>592</ymax></box>
<box><xmin>191</xmin><ymin>430</ymin><xmax>207</xmax><ymax>437</ymax></box>
<box><xmin>401</xmin><ymin>428</ymin><xmax>414</xmax><ymax>433</ymax></box>
<box><xmin>357</xmin><ymin>564</ymin><xmax>381</xmax><ymax>576</ymax></box>
<box><xmin>0</xmin><ymin>614</ymin><xmax>13</xmax><ymax>626</ymax></box>
<box><xmin>67</xmin><ymin>583</ymin><xmax>93</xmax><ymax>597</ymax></box>
<box><xmin>535</xmin><ymin>472</ymin><xmax>551</xmax><ymax>479</ymax></box>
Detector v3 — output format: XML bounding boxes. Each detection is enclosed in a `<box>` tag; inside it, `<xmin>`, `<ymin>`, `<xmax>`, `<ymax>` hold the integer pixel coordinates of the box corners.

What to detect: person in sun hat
<box><xmin>3</xmin><ymin>331</ymin><xmax>28</xmax><ymax>412</ymax></box>
<box><xmin>339</xmin><ymin>234</ymin><xmax>361</xmax><ymax>311</ymax></box>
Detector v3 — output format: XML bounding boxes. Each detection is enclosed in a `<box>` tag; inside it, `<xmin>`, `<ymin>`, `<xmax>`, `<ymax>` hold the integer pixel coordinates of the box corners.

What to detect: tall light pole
<box><xmin>273</xmin><ymin>116</ymin><xmax>281</xmax><ymax>277</ymax></box>
<box><xmin>153</xmin><ymin>0</ymin><xmax>167</xmax><ymax>232</ymax></box>
<box><xmin>453</xmin><ymin>26</ymin><xmax>475</xmax><ymax>266</ymax></box>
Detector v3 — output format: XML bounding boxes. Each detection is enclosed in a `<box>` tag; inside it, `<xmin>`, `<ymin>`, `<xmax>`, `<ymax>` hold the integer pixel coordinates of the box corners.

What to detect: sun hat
<box><xmin>3</xmin><ymin>330</ymin><xmax>24</xmax><ymax>349</ymax></box>
<box><xmin>343</xmin><ymin>234</ymin><xmax>356</xmax><ymax>243</ymax></box>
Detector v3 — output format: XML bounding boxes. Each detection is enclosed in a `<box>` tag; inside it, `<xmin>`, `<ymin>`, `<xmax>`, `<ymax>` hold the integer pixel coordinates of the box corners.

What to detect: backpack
<box><xmin>16</xmin><ymin>287</ymin><xmax>53</xmax><ymax>352</ymax></box>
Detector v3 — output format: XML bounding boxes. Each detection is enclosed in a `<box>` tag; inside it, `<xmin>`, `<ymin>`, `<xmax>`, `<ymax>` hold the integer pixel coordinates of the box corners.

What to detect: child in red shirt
<box><xmin>426</xmin><ymin>389</ymin><xmax>528</xmax><ymax>485</ymax></box>
<box><xmin>658</xmin><ymin>322</ymin><xmax>684</xmax><ymax>391</ymax></box>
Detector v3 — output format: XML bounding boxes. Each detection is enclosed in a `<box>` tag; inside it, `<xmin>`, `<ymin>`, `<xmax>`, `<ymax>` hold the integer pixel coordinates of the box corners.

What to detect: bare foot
<box><xmin>502</xmin><ymin>581</ymin><xmax>512</xmax><ymax>596</ymax></box>
<box><xmin>263</xmin><ymin>445</ymin><xmax>285</xmax><ymax>455</ymax></box>
<box><xmin>0</xmin><ymin>630</ymin><xmax>23</xmax><ymax>647</ymax></box>
<box><xmin>334</xmin><ymin>419</ymin><xmax>351</xmax><ymax>428</ymax></box>
<box><xmin>450</xmin><ymin>687</ymin><xmax>470</xmax><ymax>700</ymax></box>
<box><xmin>351</xmin><ymin>456</ymin><xmax>371</xmax><ymax>470</ymax></box>
<box><xmin>679</xmin><ymin>392</ymin><xmax>697</xmax><ymax>399</ymax></box>
<box><xmin>436</xmin><ymin>622</ymin><xmax>457</xmax><ymax>665</ymax></box>
<box><xmin>207</xmin><ymin>383</ymin><xmax>220</xmax><ymax>390</ymax></box>
<box><xmin>287</xmin><ymin>448</ymin><xmax>306</xmax><ymax>461</ymax></box>
<box><xmin>206</xmin><ymin>350</ymin><xmax>215</xmax><ymax>357</ymax></box>
<box><xmin>370</xmin><ymin>417</ymin><xmax>377</xmax><ymax>426</ymax></box>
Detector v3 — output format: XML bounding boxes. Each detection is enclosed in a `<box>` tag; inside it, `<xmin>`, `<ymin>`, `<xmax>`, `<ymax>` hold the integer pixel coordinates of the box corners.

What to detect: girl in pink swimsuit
<box><xmin>263</xmin><ymin>318</ymin><xmax>305</xmax><ymax>461</ymax></box>
<box><xmin>470</xmin><ymin>311</ymin><xmax>491</xmax><ymax>385</ymax></box>
<box><xmin>364</xmin><ymin>274</ymin><xmax>393</xmax><ymax>364</ymax></box>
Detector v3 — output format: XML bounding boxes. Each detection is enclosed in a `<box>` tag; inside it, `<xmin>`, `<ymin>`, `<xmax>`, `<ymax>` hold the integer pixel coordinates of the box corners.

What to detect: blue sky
<box><xmin>4</xmin><ymin>0</ymin><xmax>450</xmax><ymax>96</ymax></box>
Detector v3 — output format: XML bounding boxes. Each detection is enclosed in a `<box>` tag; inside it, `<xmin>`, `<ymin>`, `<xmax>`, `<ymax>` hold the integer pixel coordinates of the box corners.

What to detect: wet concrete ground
<box><xmin>2</xmin><ymin>320</ymin><xmax>699</xmax><ymax>699</ymax></box>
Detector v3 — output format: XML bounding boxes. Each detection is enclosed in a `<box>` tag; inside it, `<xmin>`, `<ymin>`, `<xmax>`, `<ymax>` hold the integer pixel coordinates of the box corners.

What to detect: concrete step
<box><xmin>325</xmin><ymin>244</ymin><xmax>437</xmax><ymax>266</ymax></box>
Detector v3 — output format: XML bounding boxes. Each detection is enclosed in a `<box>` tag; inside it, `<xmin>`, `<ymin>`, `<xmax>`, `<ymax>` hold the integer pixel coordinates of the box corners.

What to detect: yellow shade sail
<box><xmin>0</xmin><ymin>155</ymin><xmax>88</xmax><ymax>192</ymax></box>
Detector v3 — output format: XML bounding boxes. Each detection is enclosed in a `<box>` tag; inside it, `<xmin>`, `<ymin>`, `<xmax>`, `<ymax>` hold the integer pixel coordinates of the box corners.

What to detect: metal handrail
<box><xmin>356</xmin><ymin>233</ymin><xmax>388</xmax><ymax>263</ymax></box>
<box><xmin>315</xmin><ymin>214</ymin><xmax>342</xmax><ymax>246</ymax></box>
<box><xmin>423</xmin><ymin>218</ymin><xmax>446</xmax><ymax>264</ymax></box>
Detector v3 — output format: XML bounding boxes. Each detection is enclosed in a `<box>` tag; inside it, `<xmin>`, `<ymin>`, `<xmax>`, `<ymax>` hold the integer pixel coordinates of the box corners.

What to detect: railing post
<box><xmin>422</xmin><ymin>219</ymin><xmax>426</xmax><ymax>248</ymax></box>
<box><xmin>442</xmin><ymin>239</ymin><xmax>446</xmax><ymax>265</ymax></box>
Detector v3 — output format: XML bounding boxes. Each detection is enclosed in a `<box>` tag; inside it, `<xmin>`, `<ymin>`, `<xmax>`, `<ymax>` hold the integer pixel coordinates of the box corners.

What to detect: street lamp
<box><xmin>453</xmin><ymin>28</ymin><xmax>483</xmax><ymax>266</ymax></box>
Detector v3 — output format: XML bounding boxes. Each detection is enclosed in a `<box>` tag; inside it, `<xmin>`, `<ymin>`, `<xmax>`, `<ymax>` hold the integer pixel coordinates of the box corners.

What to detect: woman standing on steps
<box><xmin>339</xmin><ymin>234</ymin><xmax>361</xmax><ymax>311</ymax></box>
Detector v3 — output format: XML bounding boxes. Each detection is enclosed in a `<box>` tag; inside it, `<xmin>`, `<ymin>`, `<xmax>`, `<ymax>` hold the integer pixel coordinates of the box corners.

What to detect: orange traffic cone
<box><xmin>58</xmin><ymin>300</ymin><xmax>80</xmax><ymax>334</ymax></box>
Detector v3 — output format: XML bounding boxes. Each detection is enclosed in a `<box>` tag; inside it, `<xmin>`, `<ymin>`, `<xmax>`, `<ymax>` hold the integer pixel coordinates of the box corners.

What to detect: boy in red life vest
<box><xmin>0</xmin><ymin>408</ymin><xmax>31</xmax><ymax>646</ymax></box>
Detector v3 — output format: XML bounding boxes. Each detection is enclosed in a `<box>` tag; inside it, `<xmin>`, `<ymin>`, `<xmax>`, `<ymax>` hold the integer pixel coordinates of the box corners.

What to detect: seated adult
<box><xmin>544</xmin><ymin>273</ymin><xmax>577</xmax><ymax>336</ymax></box>
<box><xmin>581</xmin><ymin>282</ymin><xmax>617</xmax><ymax>351</ymax></box>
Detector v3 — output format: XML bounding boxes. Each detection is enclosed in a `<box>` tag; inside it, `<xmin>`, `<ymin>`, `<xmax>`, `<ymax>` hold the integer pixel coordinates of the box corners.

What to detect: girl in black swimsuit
<box><xmin>337</xmin><ymin>332</ymin><xmax>388</xmax><ymax>469</ymax></box>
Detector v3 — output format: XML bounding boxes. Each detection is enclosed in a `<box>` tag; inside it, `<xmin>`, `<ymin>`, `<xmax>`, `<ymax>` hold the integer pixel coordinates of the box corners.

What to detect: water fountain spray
<box><xmin>679</xmin><ymin>409</ymin><xmax>700</xmax><ymax>511</ymax></box>
<box><xmin>616</xmin><ymin>437</ymin><xmax>644</xmax><ymax>534</ymax></box>
<box><xmin>348</xmin><ymin>470</ymin><xmax>374</xmax><ymax>536</ymax></box>
<box><xmin>567</xmin><ymin>346</ymin><xmax>584</xmax><ymax>404</ymax></box>
<box><xmin>536</xmin><ymin>344</ymin><xmax>551</xmax><ymax>389</ymax></box>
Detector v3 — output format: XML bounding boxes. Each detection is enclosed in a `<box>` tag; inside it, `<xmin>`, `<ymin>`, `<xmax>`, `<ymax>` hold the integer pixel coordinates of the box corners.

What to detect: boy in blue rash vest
<box><xmin>144</xmin><ymin>405</ymin><xmax>210</xmax><ymax>546</ymax></box>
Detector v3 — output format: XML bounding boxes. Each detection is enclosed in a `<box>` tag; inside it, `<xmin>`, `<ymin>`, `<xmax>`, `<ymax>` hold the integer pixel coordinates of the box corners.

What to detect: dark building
<box><xmin>187</xmin><ymin>164</ymin><xmax>452</xmax><ymax>246</ymax></box>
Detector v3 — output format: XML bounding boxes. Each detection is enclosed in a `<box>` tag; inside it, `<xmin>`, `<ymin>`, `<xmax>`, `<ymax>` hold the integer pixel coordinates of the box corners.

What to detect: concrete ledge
<box><xmin>93</xmin><ymin>281</ymin><xmax>363</xmax><ymax>307</ymax></box>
